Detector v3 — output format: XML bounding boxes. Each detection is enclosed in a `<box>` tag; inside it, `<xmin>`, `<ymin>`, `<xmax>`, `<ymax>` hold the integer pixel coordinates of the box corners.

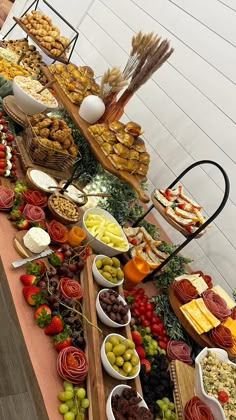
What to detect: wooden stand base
<box><xmin>3</xmin><ymin>96</ymin><xmax>27</xmax><ymax>127</ymax></box>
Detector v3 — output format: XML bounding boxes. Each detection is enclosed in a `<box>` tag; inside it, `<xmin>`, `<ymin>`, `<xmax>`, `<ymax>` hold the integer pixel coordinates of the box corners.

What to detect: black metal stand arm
<box><xmin>133</xmin><ymin>160</ymin><xmax>230</xmax><ymax>283</ymax></box>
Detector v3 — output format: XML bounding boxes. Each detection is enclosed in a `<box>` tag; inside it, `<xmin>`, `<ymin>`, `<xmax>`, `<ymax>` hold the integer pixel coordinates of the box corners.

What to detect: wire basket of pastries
<box><xmin>25</xmin><ymin>114</ymin><xmax>78</xmax><ymax>170</ymax></box>
<box><xmin>19</xmin><ymin>10</ymin><xmax>70</xmax><ymax>59</ymax></box>
<box><xmin>49</xmin><ymin>63</ymin><xmax>100</xmax><ymax>105</ymax></box>
<box><xmin>88</xmin><ymin>120</ymin><xmax>150</xmax><ymax>176</ymax></box>
<box><xmin>48</xmin><ymin>192</ymin><xmax>81</xmax><ymax>224</ymax></box>
<box><xmin>0</xmin><ymin>38</ymin><xmax>44</xmax><ymax>80</ymax></box>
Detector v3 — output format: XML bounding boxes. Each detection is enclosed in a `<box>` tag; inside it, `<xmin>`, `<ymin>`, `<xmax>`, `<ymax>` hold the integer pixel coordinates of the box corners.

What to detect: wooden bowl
<box><xmin>58</xmin><ymin>181</ymin><xmax>88</xmax><ymax>207</ymax></box>
<box><xmin>26</xmin><ymin>168</ymin><xmax>58</xmax><ymax>194</ymax></box>
<box><xmin>48</xmin><ymin>192</ymin><xmax>81</xmax><ymax>225</ymax></box>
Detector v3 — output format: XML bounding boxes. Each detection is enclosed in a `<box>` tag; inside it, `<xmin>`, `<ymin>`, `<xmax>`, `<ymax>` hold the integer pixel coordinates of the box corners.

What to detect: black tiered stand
<box><xmin>133</xmin><ymin>160</ymin><xmax>230</xmax><ymax>283</ymax></box>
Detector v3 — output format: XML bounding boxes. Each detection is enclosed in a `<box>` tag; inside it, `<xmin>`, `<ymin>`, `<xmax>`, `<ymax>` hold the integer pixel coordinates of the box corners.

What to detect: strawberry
<box><xmin>22</xmin><ymin>286</ymin><xmax>41</xmax><ymax>306</ymax></box>
<box><xmin>140</xmin><ymin>359</ymin><xmax>151</xmax><ymax>373</ymax></box>
<box><xmin>48</xmin><ymin>251</ymin><xmax>64</xmax><ymax>267</ymax></box>
<box><xmin>30</xmin><ymin>220</ymin><xmax>47</xmax><ymax>230</ymax></box>
<box><xmin>20</xmin><ymin>274</ymin><xmax>38</xmax><ymax>286</ymax></box>
<box><xmin>34</xmin><ymin>260</ymin><xmax>46</xmax><ymax>275</ymax></box>
<box><xmin>8</xmin><ymin>209</ymin><xmax>22</xmax><ymax>221</ymax></box>
<box><xmin>53</xmin><ymin>329</ymin><xmax>72</xmax><ymax>351</ymax></box>
<box><xmin>15</xmin><ymin>219</ymin><xmax>29</xmax><ymax>230</ymax></box>
<box><xmin>135</xmin><ymin>345</ymin><xmax>146</xmax><ymax>359</ymax></box>
<box><xmin>44</xmin><ymin>315</ymin><xmax>63</xmax><ymax>335</ymax></box>
<box><xmin>34</xmin><ymin>304</ymin><xmax>51</xmax><ymax>328</ymax></box>
<box><xmin>131</xmin><ymin>330</ymin><xmax>143</xmax><ymax>346</ymax></box>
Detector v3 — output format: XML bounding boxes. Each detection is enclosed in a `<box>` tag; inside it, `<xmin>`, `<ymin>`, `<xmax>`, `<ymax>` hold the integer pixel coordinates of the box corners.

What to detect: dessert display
<box><xmin>28</xmin><ymin>113</ymin><xmax>78</xmax><ymax>157</ymax></box>
<box><xmin>0</xmin><ymin>58</ymin><xmax>29</xmax><ymax>80</ymax></box>
<box><xmin>23</xmin><ymin>227</ymin><xmax>50</xmax><ymax>253</ymax></box>
<box><xmin>19</xmin><ymin>10</ymin><xmax>70</xmax><ymax>58</ymax></box>
<box><xmin>0</xmin><ymin>38</ymin><xmax>44</xmax><ymax>78</ymax></box>
<box><xmin>200</xmin><ymin>350</ymin><xmax>236</xmax><ymax>419</ymax></box>
<box><xmin>88</xmin><ymin>121</ymin><xmax>150</xmax><ymax>175</ymax></box>
<box><xmin>153</xmin><ymin>186</ymin><xmax>205</xmax><ymax>234</ymax></box>
<box><xmin>49</xmin><ymin>63</ymin><xmax>100</xmax><ymax>105</ymax></box>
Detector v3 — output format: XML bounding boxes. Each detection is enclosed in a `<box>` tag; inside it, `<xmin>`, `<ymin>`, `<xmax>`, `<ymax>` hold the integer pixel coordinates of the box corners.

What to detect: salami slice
<box><xmin>57</xmin><ymin>346</ymin><xmax>88</xmax><ymax>384</ymax></box>
<box><xmin>47</xmin><ymin>219</ymin><xmax>68</xmax><ymax>243</ymax></box>
<box><xmin>167</xmin><ymin>340</ymin><xmax>192</xmax><ymax>365</ymax></box>
<box><xmin>0</xmin><ymin>186</ymin><xmax>14</xmax><ymax>209</ymax></box>
<box><xmin>172</xmin><ymin>279</ymin><xmax>198</xmax><ymax>303</ymax></box>
<box><xmin>231</xmin><ymin>307</ymin><xmax>236</xmax><ymax>320</ymax></box>
<box><xmin>59</xmin><ymin>278</ymin><xmax>83</xmax><ymax>300</ymax></box>
<box><xmin>209</xmin><ymin>325</ymin><xmax>233</xmax><ymax>348</ymax></box>
<box><xmin>184</xmin><ymin>396</ymin><xmax>214</xmax><ymax>420</ymax></box>
<box><xmin>23</xmin><ymin>204</ymin><xmax>45</xmax><ymax>221</ymax></box>
<box><xmin>202</xmin><ymin>289</ymin><xmax>231</xmax><ymax>321</ymax></box>
<box><xmin>22</xmin><ymin>190</ymin><xmax>47</xmax><ymax>207</ymax></box>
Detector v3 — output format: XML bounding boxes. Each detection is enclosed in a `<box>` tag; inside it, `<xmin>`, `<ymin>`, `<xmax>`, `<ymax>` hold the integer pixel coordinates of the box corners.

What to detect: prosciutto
<box><xmin>184</xmin><ymin>396</ymin><xmax>214</xmax><ymax>420</ymax></box>
<box><xmin>167</xmin><ymin>340</ymin><xmax>192</xmax><ymax>365</ymax></box>
<box><xmin>202</xmin><ymin>289</ymin><xmax>231</xmax><ymax>321</ymax></box>
<box><xmin>23</xmin><ymin>204</ymin><xmax>45</xmax><ymax>221</ymax></box>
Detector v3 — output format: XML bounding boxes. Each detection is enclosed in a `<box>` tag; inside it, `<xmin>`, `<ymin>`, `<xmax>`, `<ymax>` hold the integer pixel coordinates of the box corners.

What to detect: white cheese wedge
<box><xmin>23</xmin><ymin>227</ymin><xmax>50</xmax><ymax>254</ymax></box>
<box><xmin>212</xmin><ymin>285</ymin><xmax>236</xmax><ymax>310</ymax></box>
<box><xmin>175</xmin><ymin>274</ymin><xmax>208</xmax><ymax>295</ymax></box>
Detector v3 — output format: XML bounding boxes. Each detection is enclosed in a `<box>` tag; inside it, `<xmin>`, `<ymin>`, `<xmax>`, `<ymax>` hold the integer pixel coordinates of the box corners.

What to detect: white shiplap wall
<box><xmin>2</xmin><ymin>0</ymin><xmax>236</xmax><ymax>295</ymax></box>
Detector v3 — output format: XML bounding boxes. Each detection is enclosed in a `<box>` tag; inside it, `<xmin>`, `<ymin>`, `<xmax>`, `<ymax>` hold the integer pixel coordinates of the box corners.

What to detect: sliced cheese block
<box><xmin>212</xmin><ymin>285</ymin><xmax>236</xmax><ymax>310</ymax></box>
<box><xmin>180</xmin><ymin>298</ymin><xmax>220</xmax><ymax>334</ymax></box>
<box><xmin>223</xmin><ymin>317</ymin><xmax>236</xmax><ymax>336</ymax></box>
<box><xmin>23</xmin><ymin>227</ymin><xmax>50</xmax><ymax>254</ymax></box>
<box><xmin>180</xmin><ymin>304</ymin><xmax>205</xmax><ymax>334</ymax></box>
<box><xmin>195</xmin><ymin>298</ymin><xmax>220</xmax><ymax>328</ymax></box>
<box><xmin>175</xmin><ymin>274</ymin><xmax>208</xmax><ymax>295</ymax></box>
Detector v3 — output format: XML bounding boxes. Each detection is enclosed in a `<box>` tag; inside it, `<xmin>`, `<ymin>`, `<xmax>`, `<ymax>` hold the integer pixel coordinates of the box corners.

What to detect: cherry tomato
<box><xmin>0</xmin><ymin>161</ymin><xmax>5</xmax><ymax>169</ymax></box>
<box><xmin>142</xmin><ymin>319</ymin><xmax>150</xmax><ymax>327</ymax></box>
<box><xmin>0</xmin><ymin>118</ymin><xmax>6</xmax><ymax>124</ymax></box>
<box><xmin>151</xmin><ymin>315</ymin><xmax>161</xmax><ymax>324</ymax></box>
<box><xmin>146</xmin><ymin>311</ymin><xmax>153</xmax><ymax>320</ymax></box>
<box><xmin>134</xmin><ymin>309</ymin><xmax>141</xmax><ymax>317</ymax></box>
<box><xmin>163</xmin><ymin>337</ymin><xmax>169</xmax><ymax>343</ymax></box>
<box><xmin>6</xmin><ymin>134</ymin><xmax>14</xmax><ymax>142</ymax></box>
<box><xmin>0</xmin><ymin>151</ymin><xmax>6</xmax><ymax>158</ymax></box>
<box><xmin>0</xmin><ymin>169</ymin><xmax>4</xmax><ymax>175</ymax></box>
<box><xmin>151</xmin><ymin>323</ymin><xmax>163</xmax><ymax>334</ymax></box>
<box><xmin>134</xmin><ymin>295</ymin><xmax>141</xmax><ymax>302</ymax></box>
<box><xmin>2</xmin><ymin>125</ymin><xmax>8</xmax><ymax>133</ymax></box>
<box><xmin>136</xmin><ymin>288</ymin><xmax>145</xmax><ymax>295</ymax></box>
<box><xmin>0</xmin><ymin>145</ymin><xmax>5</xmax><ymax>151</ymax></box>
<box><xmin>146</xmin><ymin>303</ymin><xmax>154</xmax><ymax>311</ymax></box>
<box><xmin>140</xmin><ymin>315</ymin><xmax>146</xmax><ymax>323</ymax></box>
<box><xmin>158</xmin><ymin>340</ymin><xmax>167</xmax><ymax>350</ymax></box>
<box><xmin>162</xmin><ymin>328</ymin><xmax>167</xmax><ymax>335</ymax></box>
<box><xmin>139</xmin><ymin>305</ymin><xmax>146</xmax><ymax>314</ymax></box>
<box><xmin>217</xmin><ymin>391</ymin><xmax>229</xmax><ymax>403</ymax></box>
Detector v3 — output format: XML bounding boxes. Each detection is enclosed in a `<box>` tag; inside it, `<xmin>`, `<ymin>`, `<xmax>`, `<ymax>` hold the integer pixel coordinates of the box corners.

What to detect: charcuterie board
<box><xmin>168</xmin><ymin>284</ymin><xmax>235</xmax><ymax>360</ymax></box>
<box><xmin>80</xmin><ymin>255</ymin><xmax>142</xmax><ymax>420</ymax></box>
<box><xmin>169</xmin><ymin>360</ymin><xmax>195</xmax><ymax>420</ymax></box>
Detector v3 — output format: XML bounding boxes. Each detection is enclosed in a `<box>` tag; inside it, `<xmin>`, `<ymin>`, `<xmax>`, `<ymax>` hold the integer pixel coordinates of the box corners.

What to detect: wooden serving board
<box><xmin>169</xmin><ymin>360</ymin><xmax>195</xmax><ymax>419</ymax></box>
<box><xmin>13</xmin><ymin>18</ymin><xmax>69</xmax><ymax>64</ymax></box>
<box><xmin>13</xmin><ymin>230</ymin><xmax>51</xmax><ymax>259</ymax></box>
<box><xmin>151</xmin><ymin>192</ymin><xmax>205</xmax><ymax>238</ymax></box>
<box><xmin>80</xmin><ymin>255</ymin><xmax>142</xmax><ymax>420</ymax></box>
<box><xmin>3</xmin><ymin>96</ymin><xmax>27</xmax><ymax>127</ymax></box>
<box><xmin>42</xmin><ymin>66</ymin><xmax>150</xmax><ymax>204</ymax></box>
<box><xmin>168</xmin><ymin>285</ymin><xmax>235</xmax><ymax>360</ymax></box>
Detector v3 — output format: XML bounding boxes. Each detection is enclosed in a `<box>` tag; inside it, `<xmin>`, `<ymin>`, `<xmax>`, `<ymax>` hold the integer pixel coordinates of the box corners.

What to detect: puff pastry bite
<box><xmin>108</xmin><ymin>155</ymin><xmax>128</xmax><ymax>170</ymax></box>
<box><xmin>113</xmin><ymin>143</ymin><xmax>130</xmax><ymax>158</ymax></box>
<box><xmin>94</xmin><ymin>135</ymin><xmax>104</xmax><ymax>146</ymax></box>
<box><xmin>129</xmin><ymin>149</ymin><xmax>140</xmax><ymax>160</ymax></box>
<box><xmin>101</xmin><ymin>142</ymin><xmax>113</xmax><ymax>156</ymax></box>
<box><xmin>109</xmin><ymin>121</ymin><xmax>125</xmax><ymax>133</ymax></box>
<box><xmin>139</xmin><ymin>152</ymin><xmax>150</xmax><ymax>164</ymax></box>
<box><xmin>125</xmin><ymin>121</ymin><xmax>142</xmax><ymax>137</ymax></box>
<box><xmin>116</xmin><ymin>132</ymin><xmax>134</xmax><ymax>148</ymax></box>
<box><xmin>132</xmin><ymin>137</ymin><xmax>146</xmax><ymax>152</ymax></box>
<box><xmin>137</xmin><ymin>163</ymin><xmax>148</xmax><ymax>175</ymax></box>
<box><xmin>127</xmin><ymin>159</ymin><xmax>139</xmax><ymax>173</ymax></box>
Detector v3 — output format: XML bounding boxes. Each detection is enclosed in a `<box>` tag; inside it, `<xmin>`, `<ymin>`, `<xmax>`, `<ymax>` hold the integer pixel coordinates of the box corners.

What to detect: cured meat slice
<box><xmin>167</xmin><ymin>340</ymin><xmax>192</xmax><ymax>365</ymax></box>
<box><xmin>202</xmin><ymin>289</ymin><xmax>231</xmax><ymax>321</ymax></box>
<box><xmin>59</xmin><ymin>278</ymin><xmax>83</xmax><ymax>300</ymax></box>
<box><xmin>0</xmin><ymin>186</ymin><xmax>14</xmax><ymax>209</ymax></box>
<box><xmin>47</xmin><ymin>219</ymin><xmax>68</xmax><ymax>243</ymax></box>
<box><xmin>22</xmin><ymin>190</ymin><xmax>47</xmax><ymax>207</ymax></box>
<box><xmin>184</xmin><ymin>396</ymin><xmax>214</xmax><ymax>420</ymax></box>
<box><xmin>209</xmin><ymin>325</ymin><xmax>233</xmax><ymax>348</ymax></box>
<box><xmin>57</xmin><ymin>346</ymin><xmax>88</xmax><ymax>384</ymax></box>
<box><xmin>23</xmin><ymin>204</ymin><xmax>45</xmax><ymax>221</ymax></box>
<box><xmin>172</xmin><ymin>279</ymin><xmax>198</xmax><ymax>303</ymax></box>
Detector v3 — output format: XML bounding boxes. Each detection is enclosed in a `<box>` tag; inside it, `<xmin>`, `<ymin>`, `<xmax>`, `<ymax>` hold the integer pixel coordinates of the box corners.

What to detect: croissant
<box><xmin>51</xmin><ymin>48</ymin><xmax>62</xmax><ymax>56</ymax></box>
<box><xmin>43</xmin><ymin>36</ymin><xmax>54</xmax><ymax>43</ymax></box>
<box><xmin>39</xmin><ymin>128</ymin><xmax>50</xmax><ymax>138</ymax></box>
<box><xmin>68</xmin><ymin>145</ymin><xmax>78</xmax><ymax>156</ymax></box>
<box><xmin>49</xmin><ymin>30</ymin><xmax>60</xmax><ymax>38</ymax></box>
<box><xmin>41</xmin><ymin>42</ymin><xmax>52</xmax><ymax>50</ymax></box>
<box><xmin>51</xmin><ymin>41</ymin><xmax>62</xmax><ymax>50</ymax></box>
<box><xmin>35</xmin><ymin>29</ymin><xmax>47</xmax><ymax>36</ymax></box>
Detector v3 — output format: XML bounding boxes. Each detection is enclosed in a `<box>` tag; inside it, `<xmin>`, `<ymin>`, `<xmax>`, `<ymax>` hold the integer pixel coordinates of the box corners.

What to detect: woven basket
<box><xmin>24</xmin><ymin>126</ymin><xmax>75</xmax><ymax>171</ymax></box>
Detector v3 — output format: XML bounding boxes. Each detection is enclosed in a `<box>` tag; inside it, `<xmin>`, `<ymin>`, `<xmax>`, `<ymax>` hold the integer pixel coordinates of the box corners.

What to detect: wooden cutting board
<box><xmin>169</xmin><ymin>360</ymin><xmax>195</xmax><ymax>419</ymax></box>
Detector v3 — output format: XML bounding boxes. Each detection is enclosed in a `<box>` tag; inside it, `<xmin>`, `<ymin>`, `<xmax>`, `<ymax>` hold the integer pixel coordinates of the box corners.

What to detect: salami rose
<box><xmin>184</xmin><ymin>396</ymin><xmax>214</xmax><ymax>420</ymax></box>
<box><xmin>57</xmin><ymin>346</ymin><xmax>88</xmax><ymax>384</ymax></box>
<box><xmin>59</xmin><ymin>278</ymin><xmax>83</xmax><ymax>300</ymax></box>
<box><xmin>173</xmin><ymin>279</ymin><xmax>198</xmax><ymax>303</ymax></box>
<box><xmin>209</xmin><ymin>325</ymin><xmax>233</xmax><ymax>348</ymax></box>
<box><xmin>22</xmin><ymin>190</ymin><xmax>47</xmax><ymax>207</ymax></box>
<box><xmin>231</xmin><ymin>307</ymin><xmax>236</xmax><ymax>320</ymax></box>
<box><xmin>167</xmin><ymin>340</ymin><xmax>192</xmax><ymax>365</ymax></box>
<box><xmin>23</xmin><ymin>204</ymin><xmax>45</xmax><ymax>221</ymax></box>
<box><xmin>47</xmin><ymin>220</ymin><xmax>68</xmax><ymax>244</ymax></box>
<box><xmin>0</xmin><ymin>186</ymin><xmax>14</xmax><ymax>209</ymax></box>
<box><xmin>202</xmin><ymin>289</ymin><xmax>231</xmax><ymax>321</ymax></box>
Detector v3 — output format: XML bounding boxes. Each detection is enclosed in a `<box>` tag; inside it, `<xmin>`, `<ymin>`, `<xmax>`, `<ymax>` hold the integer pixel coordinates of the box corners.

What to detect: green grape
<box><xmin>170</xmin><ymin>413</ymin><xmax>176</xmax><ymax>420</ymax></box>
<box><xmin>79</xmin><ymin>408</ymin><xmax>85</xmax><ymax>414</ymax></box>
<box><xmin>64</xmin><ymin>412</ymin><xmax>75</xmax><ymax>420</ymax></box>
<box><xmin>149</xmin><ymin>349</ymin><xmax>154</xmax><ymax>356</ymax></box>
<box><xmin>162</xmin><ymin>397</ymin><xmax>170</xmax><ymax>404</ymax></box>
<box><xmin>58</xmin><ymin>404</ymin><xmax>69</xmax><ymax>414</ymax></box>
<box><xmin>164</xmin><ymin>410</ymin><xmax>172</xmax><ymax>419</ymax></box>
<box><xmin>156</xmin><ymin>400</ymin><xmax>163</xmax><ymax>407</ymax></box>
<box><xmin>76</xmin><ymin>388</ymin><xmax>86</xmax><ymax>399</ymax></box>
<box><xmin>81</xmin><ymin>398</ymin><xmax>90</xmax><ymax>409</ymax></box>
<box><xmin>64</xmin><ymin>391</ymin><xmax>74</xmax><ymax>400</ymax></box>
<box><xmin>58</xmin><ymin>392</ymin><xmax>67</xmax><ymax>402</ymax></box>
<box><xmin>76</xmin><ymin>414</ymin><xmax>85</xmax><ymax>420</ymax></box>
<box><xmin>73</xmin><ymin>387</ymin><xmax>79</xmax><ymax>395</ymax></box>
<box><xmin>169</xmin><ymin>402</ymin><xmax>175</xmax><ymax>411</ymax></box>
<box><xmin>152</xmin><ymin>340</ymin><xmax>158</xmax><ymax>349</ymax></box>
<box><xmin>70</xmin><ymin>407</ymin><xmax>78</xmax><ymax>415</ymax></box>
<box><xmin>66</xmin><ymin>399</ymin><xmax>75</xmax><ymax>409</ymax></box>
<box><xmin>63</xmin><ymin>381</ymin><xmax>73</xmax><ymax>391</ymax></box>
<box><xmin>161</xmin><ymin>404</ymin><xmax>168</xmax><ymax>412</ymax></box>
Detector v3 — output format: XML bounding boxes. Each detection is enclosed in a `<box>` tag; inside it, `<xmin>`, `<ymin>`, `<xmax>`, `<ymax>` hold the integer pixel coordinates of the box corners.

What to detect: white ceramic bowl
<box><xmin>195</xmin><ymin>347</ymin><xmax>235</xmax><ymax>420</ymax></box>
<box><xmin>106</xmin><ymin>385</ymin><xmax>149</xmax><ymax>420</ymax></box>
<box><xmin>82</xmin><ymin>207</ymin><xmax>129</xmax><ymax>257</ymax></box>
<box><xmin>96</xmin><ymin>289</ymin><xmax>131</xmax><ymax>328</ymax></box>
<box><xmin>101</xmin><ymin>333</ymin><xmax>140</xmax><ymax>380</ymax></box>
<box><xmin>13</xmin><ymin>76</ymin><xmax>58</xmax><ymax>115</ymax></box>
<box><xmin>92</xmin><ymin>255</ymin><xmax>124</xmax><ymax>288</ymax></box>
